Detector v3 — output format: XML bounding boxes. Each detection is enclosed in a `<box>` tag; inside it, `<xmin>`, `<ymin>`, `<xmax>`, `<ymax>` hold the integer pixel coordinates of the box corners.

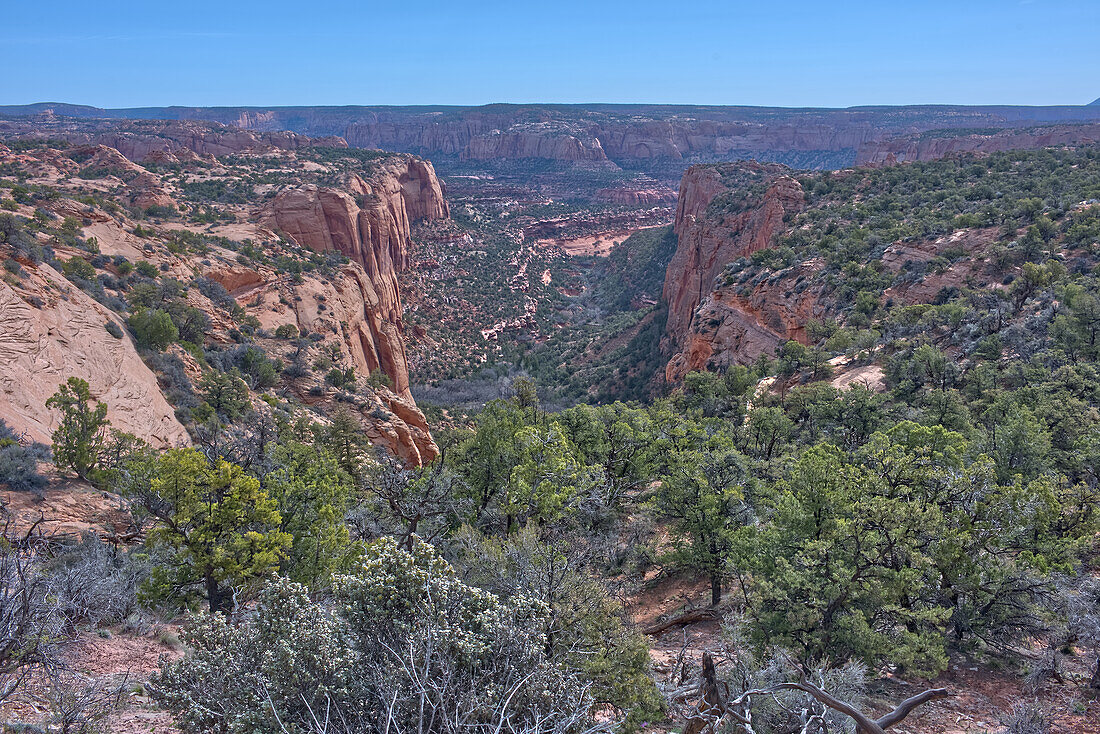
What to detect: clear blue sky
<box><xmin>5</xmin><ymin>0</ymin><xmax>1098</xmax><ymax>108</ymax></box>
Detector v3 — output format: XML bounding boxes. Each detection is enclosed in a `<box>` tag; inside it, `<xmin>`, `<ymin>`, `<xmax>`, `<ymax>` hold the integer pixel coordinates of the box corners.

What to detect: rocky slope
<box><xmin>0</xmin><ymin>260</ymin><xmax>189</xmax><ymax>448</ymax></box>
<box><xmin>0</xmin><ymin>116</ymin><xmax>347</xmax><ymax>163</ymax></box>
<box><xmin>0</xmin><ymin>137</ymin><xmax>448</xmax><ymax>465</ymax></box>
<box><xmin>661</xmin><ymin>163</ymin><xmax>804</xmax><ymax>379</ymax></box>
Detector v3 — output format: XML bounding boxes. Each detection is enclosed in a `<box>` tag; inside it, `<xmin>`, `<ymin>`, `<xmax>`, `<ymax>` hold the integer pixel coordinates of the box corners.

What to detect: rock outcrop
<box><xmin>0</xmin><ymin>262</ymin><xmax>189</xmax><ymax>448</ymax></box>
<box><xmin>264</xmin><ymin>155</ymin><xmax>448</xmax><ymax>400</ymax></box>
<box><xmin>0</xmin><ymin>134</ymin><xmax>446</xmax><ymax>467</ymax></box>
<box><xmin>663</xmin><ymin>164</ymin><xmax>804</xmax><ymax>352</ymax></box>
<box><xmin>664</xmin><ymin>259</ymin><xmax>826</xmax><ymax>382</ymax></box>
<box><xmin>661</xmin><ymin>163</ymin><xmax>808</xmax><ymax>381</ymax></box>
<box><xmin>461</xmin><ymin>129</ymin><xmax>608</xmax><ymax>162</ymax></box>
<box><xmin>595</xmin><ymin>186</ymin><xmax>678</xmax><ymax>206</ymax></box>
<box><xmin>222</xmin><ymin>260</ymin><xmax>438</xmax><ymax>465</ymax></box>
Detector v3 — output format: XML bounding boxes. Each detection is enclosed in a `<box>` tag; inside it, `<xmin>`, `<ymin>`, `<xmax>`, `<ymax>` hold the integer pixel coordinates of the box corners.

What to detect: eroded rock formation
<box><xmin>0</xmin><ymin>262</ymin><xmax>189</xmax><ymax>448</ymax></box>
<box><xmin>462</xmin><ymin>129</ymin><xmax>608</xmax><ymax>162</ymax></box>
<box><xmin>205</xmin><ymin>261</ymin><xmax>439</xmax><ymax>465</ymax></box>
<box><xmin>264</xmin><ymin>155</ymin><xmax>448</xmax><ymax>402</ymax></box>
<box><xmin>663</xmin><ymin>166</ymin><xmax>803</xmax><ymax>346</ymax></box>
<box><xmin>661</xmin><ymin>164</ymin><xmax>808</xmax><ymax>381</ymax></box>
<box><xmin>595</xmin><ymin>186</ymin><xmax>678</xmax><ymax>206</ymax></box>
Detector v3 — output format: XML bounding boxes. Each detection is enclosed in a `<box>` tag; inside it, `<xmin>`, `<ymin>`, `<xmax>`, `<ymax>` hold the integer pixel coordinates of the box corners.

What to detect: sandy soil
<box><xmin>0</xmin><ymin>476</ymin><xmax>131</xmax><ymax>540</ymax></box>
<box><xmin>0</xmin><ymin>627</ymin><xmax>182</xmax><ymax>733</ymax></box>
<box><xmin>535</xmin><ymin>228</ymin><xmax>645</xmax><ymax>257</ymax></box>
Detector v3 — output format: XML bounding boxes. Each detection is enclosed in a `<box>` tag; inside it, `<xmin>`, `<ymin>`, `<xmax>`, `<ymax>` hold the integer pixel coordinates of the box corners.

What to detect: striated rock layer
<box><xmin>855</xmin><ymin>123</ymin><xmax>1100</xmax><ymax>166</ymax></box>
<box><xmin>0</xmin><ymin>117</ymin><xmax>347</xmax><ymax>164</ymax></box>
<box><xmin>8</xmin><ymin>103</ymin><xmax>1100</xmax><ymax>171</ymax></box>
<box><xmin>0</xmin><ymin>262</ymin><xmax>189</xmax><ymax>449</ymax></box>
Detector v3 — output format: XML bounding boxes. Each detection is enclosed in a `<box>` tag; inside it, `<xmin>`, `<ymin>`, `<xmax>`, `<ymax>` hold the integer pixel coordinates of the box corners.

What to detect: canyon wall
<box><xmin>0</xmin><ymin>117</ymin><xmax>347</xmax><ymax>163</ymax></box>
<box><xmin>855</xmin><ymin>123</ymin><xmax>1100</xmax><ymax>166</ymax></box>
<box><xmin>264</xmin><ymin>155</ymin><xmax>449</xmax><ymax>400</ymax></box>
<box><xmin>661</xmin><ymin>163</ymin><xmax>810</xmax><ymax>381</ymax></box>
<box><xmin>461</xmin><ymin>130</ymin><xmax>607</xmax><ymax>162</ymax></box>
<box><xmin>11</xmin><ymin>104</ymin><xmax>1100</xmax><ymax>170</ymax></box>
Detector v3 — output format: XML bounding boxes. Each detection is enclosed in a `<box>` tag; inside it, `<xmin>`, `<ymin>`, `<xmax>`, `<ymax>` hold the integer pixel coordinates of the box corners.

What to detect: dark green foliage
<box><xmin>273</xmin><ymin>323</ymin><xmax>298</xmax><ymax>339</ymax></box>
<box><xmin>60</xmin><ymin>256</ymin><xmax>95</xmax><ymax>281</ymax></box>
<box><xmin>593</xmin><ymin>225</ymin><xmax>678</xmax><ymax>312</ymax></box>
<box><xmin>206</xmin><ymin>344</ymin><xmax>282</xmax><ymax>390</ymax></box>
<box><xmin>134</xmin><ymin>260</ymin><xmax>159</xmax><ymax>278</ymax></box>
<box><xmin>196</xmin><ymin>371</ymin><xmax>251</xmax><ymax>422</ymax></box>
<box><xmin>45</xmin><ymin>378</ymin><xmax>109</xmax><ymax>481</ymax></box>
<box><xmin>128</xmin><ymin>308</ymin><xmax>178</xmax><ymax>351</ymax></box>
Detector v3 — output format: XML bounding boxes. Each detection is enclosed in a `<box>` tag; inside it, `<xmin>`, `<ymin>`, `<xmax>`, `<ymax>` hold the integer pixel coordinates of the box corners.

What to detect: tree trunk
<box><xmin>711</xmin><ymin>573</ymin><xmax>722</xmax><ymax>606</ymax></box>
<box><xmin>206</xmin><ymin>575</ymin><xmax>231</xmax><ymax>615</ymax></box>
<box><xmin>1091</xmin><ymin>655</ymin><xmax>1100</xmax><ymax>690</ymax></box>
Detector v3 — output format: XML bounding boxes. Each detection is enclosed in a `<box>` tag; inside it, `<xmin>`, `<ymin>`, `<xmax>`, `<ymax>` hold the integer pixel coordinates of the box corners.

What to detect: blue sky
<box><xmin>4</xmin><ymin>0</ymin><xmax>1098</xmax><ymax>108</ymax></box>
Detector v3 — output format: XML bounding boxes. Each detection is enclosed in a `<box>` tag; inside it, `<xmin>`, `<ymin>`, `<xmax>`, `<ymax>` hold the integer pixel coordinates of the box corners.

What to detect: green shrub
<box><xmin>128</xmin><ymin>308</ymin><xmax>178</xmax><ymax>351</ymax></box>
<box><xmin>61</xmin><ymin>256</ymin><xmax>96</xmax><ymax>281</ymax></box>
<box><xmin>134</xmin><ymin>260</ymin><xmax>159</xmax><ymax>278</ymax></box>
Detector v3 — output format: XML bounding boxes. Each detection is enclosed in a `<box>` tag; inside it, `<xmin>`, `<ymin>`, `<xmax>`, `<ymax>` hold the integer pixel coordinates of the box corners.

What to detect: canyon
<box><xmin>0</xmin><ymin>128</ymin><xmax>448</xmax><ymax>465</ymax></box>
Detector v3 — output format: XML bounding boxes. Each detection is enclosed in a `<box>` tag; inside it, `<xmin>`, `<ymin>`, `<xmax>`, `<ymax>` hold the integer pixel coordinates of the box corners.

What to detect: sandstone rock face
<box><xmin>264</xmin><ymin>156</ymin><xmax>448</xmax><ymax>401</ymax></box>
<box><xmin>662</xmin><ymin>165</ymin><xmax>804</xmax><ymax>357</ymax></box>
<box><xmin>209</xmin><ymin>262</ymin><xmax>438</xmax><ymax>464</ymax></box>
<box><xmin>96</xmin><ymin>123</ymin><xmax>349</xmax><ymax>162</ymax></box>
<box><xmin>855</xmin><ymin>123</ymin><xmax>1100</xmax><ymax>166</ymax></box>
<box><xmin>664</xmin><ymin>259</ymin><xmax>826</xmax><ymax>382</ymax></box>
<box><xmin>0</xmin><ymin>262</ymin><xmax>189</xmax><ymax>448</ymax></box>
<box><xmin>371</xmin><ymin>389</ymin><xmax>437</xmax><ymax>466</ymax></box>
<box><xmin>462</xmin><ymin>130</ymin><xmax>608</xmax><ymax>162</ymax></box>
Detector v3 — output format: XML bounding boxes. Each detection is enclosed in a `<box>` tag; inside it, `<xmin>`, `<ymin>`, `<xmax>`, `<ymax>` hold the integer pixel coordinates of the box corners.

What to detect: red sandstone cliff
<box><xmin>663</xmin><ymin>165</ymin><xmax>803</xmax><ymax>347</ymax></box>
<box><xmin>264</xmin><ymin>155</ymin><xmax>448</xmax><ymax>400</ymax></box>
<box><xmin>661</xmin><ymin>164</ymin><xmax>808</xmax><ymax>381</ymax></box>
<box><xmin>205</xmin><ymin>262</ymin><xmax>439</xmax><ymax>466</ymax></box>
